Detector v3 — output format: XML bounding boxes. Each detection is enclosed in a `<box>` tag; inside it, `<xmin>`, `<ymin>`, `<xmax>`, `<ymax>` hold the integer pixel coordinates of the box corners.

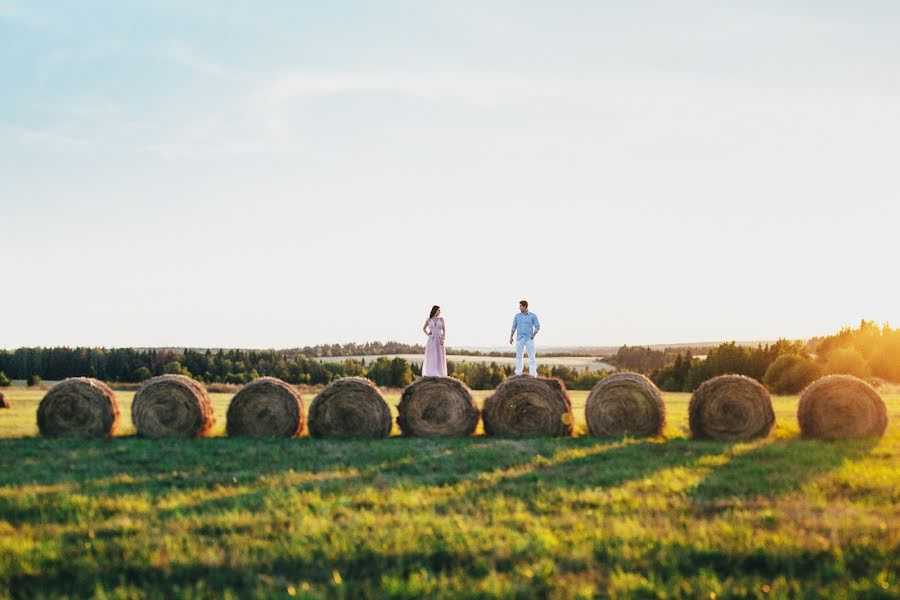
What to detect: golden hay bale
<box><xmin>798</xmin><ymin>375</ymin><xmax>888</xmax><ymax>439</ymax></box>
<box><xmin>689</xmin><ymin>374</ymin><xmax>775</xmax><ymax>441</ymax></box>
<box><xmin>132</xmin><ymin>374</ymin><xmax>215</xmax><ymax>438</ymax></box>
<box><xmin>36</xmin><ymin>378</ymin><xmax>119</xmax><ymax>437</ymax></box>
<box><xmin>397</xmin><ymin>377</ymin><xmax>479</xmax><ymax>437</ymax></box>
<box><xmin>0</xmin><ymin>391</ymin><xmax>8</xmax><ymax>409</ymax></box>
<box><xmin>226</xmin><ymin>377</ymin><xmax>305</xmax><ymax>438</ymax></box>
<box><xmin>482</xmin><ymin>375</ymin><xmax>573</xmax><ymax>437</ymax></box>
<box><xmin>308</xmin><ymin>377</ymin><xmax>392</xmax><ymax>438</ymax></box>
<box><xmin>585</xmin><ymin>373</ymin><xmax>666</xmax><ymax>438</ymax></box>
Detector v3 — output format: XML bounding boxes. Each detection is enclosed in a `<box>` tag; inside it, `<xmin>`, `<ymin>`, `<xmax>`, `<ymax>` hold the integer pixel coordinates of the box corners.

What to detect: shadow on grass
<box><xmin>690</xmin><ymin>437</ymin><xmax>880</xmax><ymax>501</ymax></box>
<box><xmin>8</xmin><ymin>531</ymin><xmax>869</xmax><ymax>600</ymax></box>
<box><xmin>2</xmin><ymin>436</ymin><xmax>732</xmax><ymax>522</ymax></box>
<box><xmin>481</xmin><ymin>438</ymin><xmax>728</xmax><ymax>491</ymax></box>
<box><xmin>131</xmin><ymin>437</ymin><xmax>737</xmax><ymax>520</ymax></box>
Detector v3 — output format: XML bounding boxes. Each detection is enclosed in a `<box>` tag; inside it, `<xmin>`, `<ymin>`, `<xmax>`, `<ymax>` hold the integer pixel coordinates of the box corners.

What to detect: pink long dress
<box><xmin>423</xmin><ymin>317</ymin><xmax>447</xmax><ymax>377</ymax></box>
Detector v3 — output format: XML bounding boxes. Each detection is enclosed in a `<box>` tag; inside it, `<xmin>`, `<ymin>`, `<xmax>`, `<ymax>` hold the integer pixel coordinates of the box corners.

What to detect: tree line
<box><xmin>0</xmin><ymin>347</ymin><xmax>414</xmax><ymax>388</ymax></box>
<box><xmin>0</xmin><ymin>346</ymin><xmax>608</xmax><ymax>391</ymax></box>
<box><xmin>649</xmin><ymin>321</ymin><xmax>899</xmax><ymax>394</ymax></box>
<box><xmin>603</xmin><ymin>344</ymin><xmax>715</xmax><ymax>374</ymax></box>
<box><xmin>1</xmin><ymin>321</ymin><xmax>895</xmax><ymax>393</ymax></box>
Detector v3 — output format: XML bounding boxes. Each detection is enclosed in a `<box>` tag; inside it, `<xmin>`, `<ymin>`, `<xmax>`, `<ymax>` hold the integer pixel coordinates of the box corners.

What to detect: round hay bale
<box><xmin>798</xmin><ymin>375</ymin><xmax>887</xmax><ymax>439</ymax></box>
<box><xmin>0</xmin><ymin>391</ymin><xmax>8</xmax><ymax>409</ymax></box>
<box><xmin>36</xmin><ymin>378</ymin><xmax>119</xmax><ymax>437</ymax></box>
<box><xmin>585</xmin><ymin>373</ymin><xmax>666</xmax><ymax>438</ymax></box>
<box><xmin>308</xmin><ymin>377</ymin><xmax>392</xmax><ymax>438</ymax></box>
<box><xmin>132</xmin><ymin>374</ymin><xmax>214</xmax><ymax>438</ymax></box>
<box><xmin>226</xmin><ymin>377</ymin><xmax>305</xmax><ymax>438</ymax></box>
<box><xmin>397</xmin><ymin>377</ymin><xmax>479</xmax><ymax>437</ymax></box>
<box><xmin>689</xmin><ymin>374</ymin><xmax>774</xmax><ymax>441</ymax></box>
<box><xmin>482</xmin><ymin>375</ymin><xmax>573</xmax><ymax>437</ymax></box>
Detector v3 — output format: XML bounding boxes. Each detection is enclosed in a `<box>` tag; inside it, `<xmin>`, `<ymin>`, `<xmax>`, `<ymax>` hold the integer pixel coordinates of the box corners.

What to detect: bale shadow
<box><xmin>0</xmin><ymin>436</ymin><xmax>444</xmax><ymax>488</ymax></box>
<box><xmin>438</xmin><ymin>438</ymin><xmax>729</xmax><ymax>511</ymax></box>
<box><xmin>3</xmin><ymin>436</ymin><xmax>733</xmax><ymax>524</ymax></box>
<box><xmin>690</xmin><ymin>437</ymin><xmax>880</xmax><ymax>501</ymax></box>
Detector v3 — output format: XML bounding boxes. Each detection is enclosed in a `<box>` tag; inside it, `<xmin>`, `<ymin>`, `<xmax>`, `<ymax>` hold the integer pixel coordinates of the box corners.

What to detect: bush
<box><xmin>869</xmin><ymin>350</ymin><xmax>898</xmax><ymax>382</ymax></box>
<box><xmin>389</xmin><ymin>358</ymin><xmax>413</xmax><ymax>388</ymax></box>
<box><xmin>778</xmin><ymin>360</ymin><xmax>822</xmax><ymax>394</ymax></box>
<box><xmin>27</xmin><ymin>374</ymin><xmax>42</xmax><ymax>387</ymax></box>
<box><xmin>225</xmin><ymin>372</ymin><xmax>246</xmax><ymax>385</ymax></box>
<box><xmin>824</xmin><ymin>347</ymin><xmax>869</xmax><ymax>379</ymax></box>
<box><xmin>764</xmin><ymin>354</ymin><xmax>821</xmax><ymax>394</ymax></box>
<box><xmin>163</xmin><ymin>361</ymin><xmax>192</xmax><ymax>377</ymax></box>
<box><xmin>0</xmin><ymin>372</ymin><xmax>10</xmax><ymax>387</ymax></box>
<box><xmin>133</xmin><ymin>367</ymin><xmax>152</xmax><ymax>382</ymax></box>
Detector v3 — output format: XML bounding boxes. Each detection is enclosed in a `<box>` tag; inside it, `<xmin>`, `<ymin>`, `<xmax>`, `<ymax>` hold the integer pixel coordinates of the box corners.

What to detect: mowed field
<box><xmin>0</xmin><ymin>387</ymin><xmax>897</xmax><ymax>599</ymax></box>
<box><xmin>318</xmin><ymin>355</ymin><xmax>617</xmax><ymax>372</ymax></box>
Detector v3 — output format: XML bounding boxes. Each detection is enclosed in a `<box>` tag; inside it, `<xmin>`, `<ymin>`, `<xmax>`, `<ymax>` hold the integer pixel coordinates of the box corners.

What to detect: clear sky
<box><xmin>2</xmin><ymin>1</ymin><xmax>898</xmax><ymax>349</ymax></box>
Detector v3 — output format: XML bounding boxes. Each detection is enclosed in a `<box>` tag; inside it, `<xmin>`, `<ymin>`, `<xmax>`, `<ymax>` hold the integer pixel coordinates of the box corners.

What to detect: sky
<box><xmin>1</xmin><ymin>1</ymin><xmax>898</xmax><ymax>350</ymax></box>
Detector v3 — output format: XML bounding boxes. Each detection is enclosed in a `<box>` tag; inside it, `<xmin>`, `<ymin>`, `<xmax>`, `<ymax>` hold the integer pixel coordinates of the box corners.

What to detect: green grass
<box><xmin>0</xmin><ymin>388</ymin><xmax>897</xmax><ymax>599</ymax></box>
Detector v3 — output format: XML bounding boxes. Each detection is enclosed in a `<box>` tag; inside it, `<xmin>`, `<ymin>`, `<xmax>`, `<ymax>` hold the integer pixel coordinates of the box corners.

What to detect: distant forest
<box><xmin>0</xmin><ymin>345</ymin><xmax>605</xmax><ymax>391</ymax></box>
<box><xmin>1</xmin><ymin>321</ymin><xmax>896</xmax><ymax>392</ymax></box>
<box><xmin>646</xmin><ymin>321</ymin><xmax>899</xmax><ymax>393</ymax></box>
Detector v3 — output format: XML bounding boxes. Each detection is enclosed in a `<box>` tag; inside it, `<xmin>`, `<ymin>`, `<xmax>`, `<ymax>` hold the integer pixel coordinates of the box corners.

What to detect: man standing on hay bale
<box><xmin>509</xmin><ymin>299</ymin><xmax>540</xmax><ymax>376</ymax></box>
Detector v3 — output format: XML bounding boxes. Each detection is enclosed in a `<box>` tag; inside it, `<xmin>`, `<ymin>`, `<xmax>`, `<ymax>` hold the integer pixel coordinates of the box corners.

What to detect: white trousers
<box><xmin>515</xmin><ymin>337</ymin><xmax>537</xmax><ymax>375</ymax></box>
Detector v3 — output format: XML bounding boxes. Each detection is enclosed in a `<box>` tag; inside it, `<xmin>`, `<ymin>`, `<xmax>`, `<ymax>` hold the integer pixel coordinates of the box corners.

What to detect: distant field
<box><xmin>318</xmin><ymin>354</ymin><xmax>617</xmax><ymax>372</ymax></box>
<box><xmin>0</xmin><ymin>388</ymin><xmax>897</xmax><ymax>598</ymax></box>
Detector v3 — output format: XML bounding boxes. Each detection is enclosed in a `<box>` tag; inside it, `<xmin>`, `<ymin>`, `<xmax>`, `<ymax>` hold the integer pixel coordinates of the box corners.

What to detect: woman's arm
<box><xmin>423</xmin><ymin>319</ymin><xmax>431</xmax><ymax>335</ymax></box>
<box><xmin>440</xmin><ymin>319</ymin><xmax>446</xmax><ymax>345</ymax></box>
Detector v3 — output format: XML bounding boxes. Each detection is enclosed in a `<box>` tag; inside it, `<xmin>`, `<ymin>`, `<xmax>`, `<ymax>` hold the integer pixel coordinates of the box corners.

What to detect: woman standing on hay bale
<box><xmin>422</xmin><ymin>305</ymin><xmax>447</xmax><ymax>377</ymax></box>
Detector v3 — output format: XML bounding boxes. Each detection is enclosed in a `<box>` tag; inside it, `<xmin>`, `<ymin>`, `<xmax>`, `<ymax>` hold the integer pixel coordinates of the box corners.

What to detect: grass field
<box><xmin>0</xmin><ymin>387</ymin><xmax>897</xmax><ymax>598</ymax></box>
<box><xmin>318</xmin><ymin>354</ymin><xmax>617</xmax><ymax>373</ymax></box>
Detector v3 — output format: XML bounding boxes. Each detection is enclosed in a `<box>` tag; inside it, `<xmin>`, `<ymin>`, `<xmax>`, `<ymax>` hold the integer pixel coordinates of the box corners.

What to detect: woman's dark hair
<box><xmin>429</xmin><ymin>305</ymin><xmax>440</xmax><ymax>319</ymax></box>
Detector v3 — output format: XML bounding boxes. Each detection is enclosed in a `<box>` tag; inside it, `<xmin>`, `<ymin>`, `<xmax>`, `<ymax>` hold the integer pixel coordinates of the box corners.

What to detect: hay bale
<box><xmin>585</xmin><ymin>373</ymin><xmax>666</xmax><ymax>438</ymax></box>
<box><xmin>0</xmin><ymin>391</ymin><xmax>8</xmax><ymax>409</ymax></box>
<box><xmin>689</xmin><ymin>374</ymin><xmax>775</xmax><ymax>441</ymax></box>
<box><xmin>308</xmin><ymin>377</ymin><xmax>392</xmax><ymax>438</ymax></box>
<box><xmin>132</xmin><ymin>374</ymin><xmax>214</xmax><ymax>438</ymax></box>
<box><xmin>397</xmin><ymin>377</ymin><xmax>479</xmax><ymax>437</ymax></box>
<box><xmin>798</xmin><ymin>375</ymin><xmax>887</xmax><ymax>439</ymax></box>
<box><xmin>226</xmin><ymin>377</ymin><xmax>305</xmax><ymax>438</ymax></box>
<box><xmin>482</xmin><ymin>375</ymin><xmax>573</xmax><ymax>437</ymax></box>
<box><xmin>36</xmin><ymin>378</ymin><xmax>119</xmax><ymax>437</ymax></box>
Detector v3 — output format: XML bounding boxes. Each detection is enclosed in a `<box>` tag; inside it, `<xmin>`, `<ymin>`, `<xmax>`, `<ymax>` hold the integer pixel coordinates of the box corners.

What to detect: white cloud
<box><xmin>159</xmin><ymin>42</ymin><xmax>249</xmax><ymax>84</ymax></box>
<box><xmin>19</xmin><ymin>129</ymin><xmax>87</xmax><ymax>150</ymax></box>
<box><xmin>0</xmin><ymin>1</ymin><xmax>51</xmax><ymax>28</ymax></box>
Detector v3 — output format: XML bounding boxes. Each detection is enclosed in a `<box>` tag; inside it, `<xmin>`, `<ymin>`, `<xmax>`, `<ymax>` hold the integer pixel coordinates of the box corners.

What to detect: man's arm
<box><xmin>531</xmin><ymin>314</ymin><xmax>540</xmax><ymax>339</ymax></box>
<box><xmin>509</xmin><ymin>315</ymin><xmax>517</xmax><ymax>344</ymax></box>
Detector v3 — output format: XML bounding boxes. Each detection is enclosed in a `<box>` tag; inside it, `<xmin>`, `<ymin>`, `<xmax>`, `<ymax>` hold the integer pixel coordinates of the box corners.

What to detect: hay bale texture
<box><xmin>689</xmin><ymin>374</ymin><xmax>775</xmax><ymax>441</ymax></box>
<box><xmin>482</xmin><ymin>375</ymin><xmax>573</xmax><ymax>437</ymax></box>
<box><xmin>132</xmin><ymin>374</ymin><xmax>214</xmax><ymax>438</ymax></box>
<box><xmin>585</xmin><ymin>373</ymin><xmax>666</xmax><ymax>438</ymax></box>
<box><xmin>308</xmin><ymin>377</ymin><xmax>392</xmax><ymax>438</ymax></box>
<box><xmin>798</xmin><ymin>375</ymin><xmax>888</xmax><ymax>439</ymax></box>
<box><xmin>0</xmin><ymin>391</ymin><xmax>8</xmax><ymax>409</ymax></box>
<box><xmin>227</xmin><ymin>377</ymin><xmax>305</xmax><ymax>438</ymax></box>
<box><xmin>36</xmin><ymin>377</ymin><xmax>119</xmax><ymax>437</ymax></box>
<box><xmin>397</xmin><ymin>377</ymin><xmax>479</xmax><ymax>437</ymax></box>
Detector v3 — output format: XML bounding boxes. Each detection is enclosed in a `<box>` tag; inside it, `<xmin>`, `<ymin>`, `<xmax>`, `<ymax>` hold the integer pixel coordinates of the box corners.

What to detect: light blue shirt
<box><xmin>511</xmin><ymin>311</ymin><xmax>540</xmax><ymax>339</ymax></box>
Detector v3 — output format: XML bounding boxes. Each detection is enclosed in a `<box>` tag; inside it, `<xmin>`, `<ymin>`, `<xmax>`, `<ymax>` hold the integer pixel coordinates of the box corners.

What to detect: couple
<box><xmin>422</xmin><ymin>300</ymin><xmax>541</xmax><ymax>377</ymax></box>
